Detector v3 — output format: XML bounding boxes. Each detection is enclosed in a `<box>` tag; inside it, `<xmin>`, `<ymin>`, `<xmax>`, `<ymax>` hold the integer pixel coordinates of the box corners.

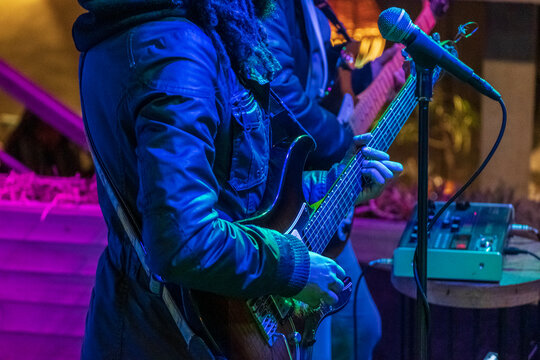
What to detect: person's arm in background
<box><xmin>265</xmin><ymin>0</ymin><xmax>354</xmax><ymax>169</ymax></box>
<box><xmin>266</xmin><ymin>1</ymin><xmax>405</xmax><ymax>169</ymax></box>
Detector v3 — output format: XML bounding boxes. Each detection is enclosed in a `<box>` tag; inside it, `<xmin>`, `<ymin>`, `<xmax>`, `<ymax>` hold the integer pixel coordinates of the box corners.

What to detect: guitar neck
<box><xmin>349</xmin><ymin>1</ymin><xmax>437</xmax><ymax>135</ymax></box>
<box><xmin>350</xmin><ymin>55</ymin><xmax>402</xmax><ymax>134</ymax></box>
<box><xmin>305</xmin><ymin>69</ymin><xmax>438</xmax><ymax>254</ymax></box>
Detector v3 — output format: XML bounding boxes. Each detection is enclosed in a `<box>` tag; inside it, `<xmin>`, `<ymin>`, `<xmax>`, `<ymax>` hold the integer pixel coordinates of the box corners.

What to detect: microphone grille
<box><xmin>378</xmin><ymin>7</ymin><xmax>413</xmax><ymax>43</ymax></box>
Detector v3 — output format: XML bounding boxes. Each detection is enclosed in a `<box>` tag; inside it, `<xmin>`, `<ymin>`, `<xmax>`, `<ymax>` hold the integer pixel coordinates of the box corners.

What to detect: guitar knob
<box><xmin>288</xmin><ymin>331</ymin><xmax>302</xmax><ymax>344</ymax></box>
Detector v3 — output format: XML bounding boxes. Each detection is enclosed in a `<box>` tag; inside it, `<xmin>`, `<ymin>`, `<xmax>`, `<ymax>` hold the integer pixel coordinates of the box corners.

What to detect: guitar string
<box><xmin>356</xmin><ymin>1</ymin><xmax>434</xmax><ymax>127</ymax></box>
<box><xmin>307</xmin><ymin>88</ymin><xmax>420</xmax><ymax>252</ymax></box>
<box><xmin>362</xmin><ymin>63</ymin><xmax>397</xmax><ymax>124</ymax></box>
<box><xmin>253</xmin><ymin>9</ymin><xmax>438</xmax><ymax>316</ymax></box>
<box><xmin>306</xmin><ymin>106</ymin><xmax>409</xmax><ymax>253</ymax></box>
<box><xmin>251</xmin><ymin>7</ymin><xmax>437</xmax><ymax>316</ymax></box>
<box><xmin>356</xmin><ymin>45</ymin><xmax>405</xmax><ymax>131</ymax></box>
<box><xmin>252</xmin><ymin>71</ymin><xmax>438</xmax><ymax>320</ymax></box>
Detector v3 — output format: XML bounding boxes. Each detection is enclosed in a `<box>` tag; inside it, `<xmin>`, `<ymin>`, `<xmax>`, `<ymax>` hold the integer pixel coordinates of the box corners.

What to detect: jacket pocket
<box><xmin>228</xmin><ymin>89</ymin><xmax>270</xmax><ymax>193</ymax></box>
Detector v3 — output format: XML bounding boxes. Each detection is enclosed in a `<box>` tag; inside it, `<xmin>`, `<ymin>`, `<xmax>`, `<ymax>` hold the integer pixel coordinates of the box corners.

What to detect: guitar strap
<box><xmin>79</xmin><ymin>53</ymin><xmax>218</xmax><ymax>360</ymax></box>
<box><xmin>303</xmin><ymin>0</ymin><xmax>329</xmax><ymax>99</ymax></box>
<box><xmin>311</xmin><ymin>0</ymin><xmax>355</xmax><ymax>124</ymax></box>
<box><xmin>314</xmin><ymin>0</ymin><xmax>352</xmax><ymax>42</ymax></box>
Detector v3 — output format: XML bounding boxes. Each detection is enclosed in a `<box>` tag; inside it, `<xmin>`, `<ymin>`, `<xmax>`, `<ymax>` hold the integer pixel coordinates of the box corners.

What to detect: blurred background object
<box><xmin>0</xmin><ymin>109</ymin><xmax>90</xmax><ymax>176</ymax></box>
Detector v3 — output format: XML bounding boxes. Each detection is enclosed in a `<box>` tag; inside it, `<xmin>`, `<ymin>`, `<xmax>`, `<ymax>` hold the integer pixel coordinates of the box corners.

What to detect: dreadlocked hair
<box><xmin>185</xmin><ymin>0</ymin><xmax>281</xmax><ymax>83</ymax></box>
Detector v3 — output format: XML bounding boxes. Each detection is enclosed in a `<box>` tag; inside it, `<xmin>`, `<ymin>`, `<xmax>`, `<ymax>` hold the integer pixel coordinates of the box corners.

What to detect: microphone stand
<box><xmin>414</xmin><ymin>63</ymin><xmax>434</xmax><ymax>360</ymax></box>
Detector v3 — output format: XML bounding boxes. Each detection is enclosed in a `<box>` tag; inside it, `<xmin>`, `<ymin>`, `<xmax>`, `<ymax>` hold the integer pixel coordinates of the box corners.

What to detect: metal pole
<box><xmin>415</xmin><ymin>65</ymin><xmax>433</xmax><ymax>360</ymax></box>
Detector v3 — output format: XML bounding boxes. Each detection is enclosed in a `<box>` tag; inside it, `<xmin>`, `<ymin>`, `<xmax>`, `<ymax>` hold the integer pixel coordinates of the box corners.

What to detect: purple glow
<box><xmin>0</xmin><ymin>177</ymin><xmax>105</xmax><ymax>359</ymax></box>
<box><xmin>0</xmin><ymin>58</ymin><xmax>88</xmax><ymax>149</ymax></box>
<box><xmin>0</xmin><ymin>150</ymin><xmax>31</xmax><ymax>173</ymax></box>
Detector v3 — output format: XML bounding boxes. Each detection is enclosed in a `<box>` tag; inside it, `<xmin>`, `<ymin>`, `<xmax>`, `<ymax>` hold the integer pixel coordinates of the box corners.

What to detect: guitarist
<box><xmin>73</xmin><ymin>0</ymin><xmax>403</xmax><ymax>359</ymax></box>
<box><xmin>264</xmin><ymin>1</ymin><xmax>406</xmax><ymax>359</ymax></box>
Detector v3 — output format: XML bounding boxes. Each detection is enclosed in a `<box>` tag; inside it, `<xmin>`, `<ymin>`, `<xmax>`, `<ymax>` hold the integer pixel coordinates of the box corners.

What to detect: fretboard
<box><xmin>305</xmin><ymin>67</ymin><xmax>440</xmax><ymax>254</ymax></box>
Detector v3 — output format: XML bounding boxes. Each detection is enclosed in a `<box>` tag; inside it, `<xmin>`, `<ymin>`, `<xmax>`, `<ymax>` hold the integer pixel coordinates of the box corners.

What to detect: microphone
<box><xmin>378</xmin><ymin>7</ymin><xmax>501</xmax><ymax>100</ymax></box>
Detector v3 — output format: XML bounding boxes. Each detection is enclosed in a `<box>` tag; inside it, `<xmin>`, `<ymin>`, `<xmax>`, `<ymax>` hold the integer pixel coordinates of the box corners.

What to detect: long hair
<box><xmin>184</xmin><ymin>0</ymin><xmax>281</xmax><ymax>83</ymax></box>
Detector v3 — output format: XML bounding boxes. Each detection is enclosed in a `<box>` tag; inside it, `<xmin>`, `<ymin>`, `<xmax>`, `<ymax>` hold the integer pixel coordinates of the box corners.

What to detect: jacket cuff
<box><xmin>274</xmin><ymin>233</ymin><xmax>310</xmax><ymax>297</ymax></box>
<box><xmin>326</xmin><ymin>162</ymin><xmax>347</xmax><ymax>194</ymax></box>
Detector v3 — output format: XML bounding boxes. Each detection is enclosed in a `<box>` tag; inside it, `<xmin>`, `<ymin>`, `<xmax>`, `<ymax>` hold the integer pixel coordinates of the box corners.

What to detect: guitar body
<box><xmin>182</xmin><ymin>135</ymin><xmax>353</xmax><ymax>359</ymax></box>
<box><xmin>177</xmin><ymin>60</ymin><xmax>444</xmax><ymax>358</ymax></box>
<box><xmin>187</xmin><ymin>290</ymin><xmax>337</xmax><ymax>360</ymax></box>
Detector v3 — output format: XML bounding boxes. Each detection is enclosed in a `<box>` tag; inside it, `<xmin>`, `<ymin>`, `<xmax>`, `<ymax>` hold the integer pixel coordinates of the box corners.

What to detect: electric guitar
<box><xmin>180</xmin><ymin>67</ymin><xmax>442</xmax><ymax>359</ymax></box>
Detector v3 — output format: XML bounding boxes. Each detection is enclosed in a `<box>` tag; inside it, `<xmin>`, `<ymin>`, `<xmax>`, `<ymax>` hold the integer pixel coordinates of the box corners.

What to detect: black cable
<box><xmin>427</xmin><ymin>98</ymin><xmax>507</xmax><ymax>232</ymax></box>
<box><xmin>508</xmin><ymin>224</ymin><xmax>540</xmax><ymax>241</ymax></box>
<box><xmin>411</xmin><ymin>97</ymin><xmax>507</xmax><ymax>342</ymax></box>
<box><xmin>504</xmin><ymin>247</ymin><xmax>540</xmax><ymax>261</ymax></box>
<box><xmin>525</xmin><ymin>251</ymin><xmax>540</xmax><ymax>261</ymax></box>
<box><xmin>413</xmin><ymin>250</ymin><xmax>431</xmax><ymax>332</ymax></box>
<box><xmin>353</xmin><ymin>266</ymin><xmax>366</xmax><ymax>360</ymax></box>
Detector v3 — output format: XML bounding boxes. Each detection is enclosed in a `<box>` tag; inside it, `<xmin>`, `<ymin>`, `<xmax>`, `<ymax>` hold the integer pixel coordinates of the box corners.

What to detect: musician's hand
<box><xmin>294</xmin><ymin>252</ymin><xmax>346</xmax><ymax>307</ymax></box>
<box><xmin>352</xmin><ymin>133</ymin><xmax>403</xmax><ymax>204</ymax></box>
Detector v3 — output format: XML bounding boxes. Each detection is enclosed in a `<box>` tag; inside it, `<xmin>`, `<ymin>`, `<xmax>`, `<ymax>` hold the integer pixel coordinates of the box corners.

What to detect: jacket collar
<box><xmin>73</xmin><ymin>0</ymin><xmax>186</xmax><ymax>52</ymax></box>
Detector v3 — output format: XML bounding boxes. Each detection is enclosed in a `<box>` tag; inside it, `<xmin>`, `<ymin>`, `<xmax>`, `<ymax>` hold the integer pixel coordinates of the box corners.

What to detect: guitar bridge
<box><xmin>247</xmin><ymin>297</ymin><xmax>279</xmax><ymax>346</ymax></box>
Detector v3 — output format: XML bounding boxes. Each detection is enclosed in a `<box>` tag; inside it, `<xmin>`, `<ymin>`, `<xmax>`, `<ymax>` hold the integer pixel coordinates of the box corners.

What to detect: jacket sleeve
<box><xmin>352</xmin><ymin>65</ymin><xmax>374</xmax><ymax>95</ymax></box>
<box><xmin>128</xmin><ymin>20</ymin><xmax>309</xmax><ymax>299</ymax></box>
<box><xmin>265</xmin><ymin>1</ymin><xmax>353</xmax><ymax>169</ymax></box>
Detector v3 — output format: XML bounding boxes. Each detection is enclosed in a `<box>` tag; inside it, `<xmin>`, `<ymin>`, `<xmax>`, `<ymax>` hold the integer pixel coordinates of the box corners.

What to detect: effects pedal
<box><xmin>393</xmin><ymin>201</ymin><xmax>514</xmax><ymax>282</ymax></box>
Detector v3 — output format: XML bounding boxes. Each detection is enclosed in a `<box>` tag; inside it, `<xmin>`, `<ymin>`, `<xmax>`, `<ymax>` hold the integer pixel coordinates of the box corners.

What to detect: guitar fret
<box><xmin>306</xmin><ymin>158</ymin><xmax>364</xmax><ymax>253</ymax></box>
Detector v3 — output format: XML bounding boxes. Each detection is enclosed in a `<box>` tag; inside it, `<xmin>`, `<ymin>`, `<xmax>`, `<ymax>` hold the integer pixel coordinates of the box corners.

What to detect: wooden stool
<box><xmin>391</xmin><ymin>236</ymin><xmax>540</xmax><ymax>308</ymax></box>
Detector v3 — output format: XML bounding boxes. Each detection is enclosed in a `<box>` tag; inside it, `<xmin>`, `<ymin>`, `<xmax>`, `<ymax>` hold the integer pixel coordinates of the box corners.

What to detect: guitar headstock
<box><xmin>429</xmin><ymin>0</ymin><xmax>450</xmax><ymax>19</ymax></box>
